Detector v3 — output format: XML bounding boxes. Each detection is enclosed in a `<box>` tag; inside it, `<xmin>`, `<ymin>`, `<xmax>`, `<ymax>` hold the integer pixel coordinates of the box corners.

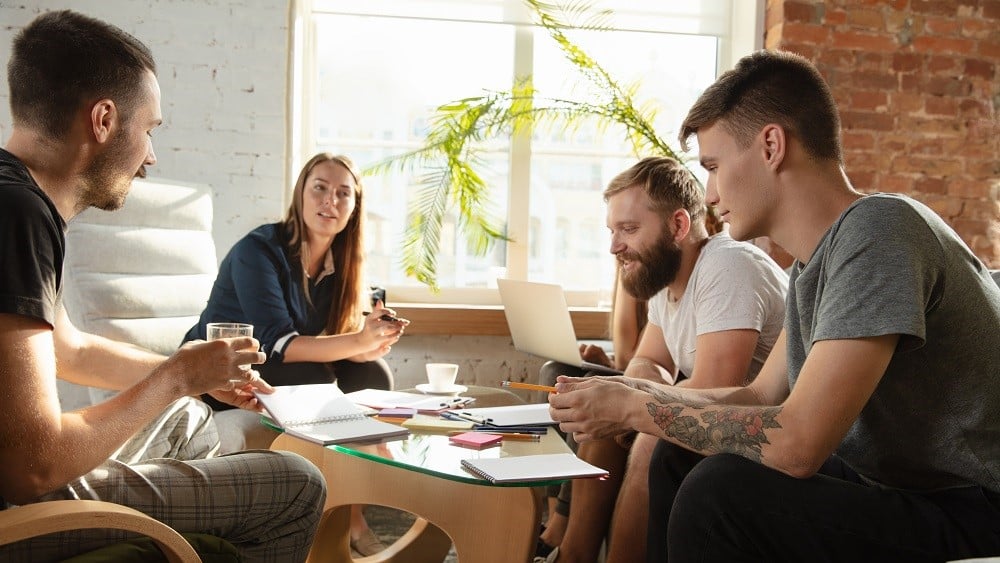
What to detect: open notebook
<box><xmin>254</xmin><ymin>384</ymin><xmax>409</xmax><ymax>446</ymax></box>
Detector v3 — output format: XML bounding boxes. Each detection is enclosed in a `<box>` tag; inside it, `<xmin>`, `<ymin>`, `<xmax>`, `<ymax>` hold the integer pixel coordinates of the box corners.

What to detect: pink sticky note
<box><xmin>449</xmin><ymin>432</ymin><xmax>503</xmax><ymax>448</ymax></box>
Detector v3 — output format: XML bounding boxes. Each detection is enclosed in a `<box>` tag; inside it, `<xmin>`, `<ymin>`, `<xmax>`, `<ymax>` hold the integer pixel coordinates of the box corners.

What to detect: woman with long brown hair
<box><xmin>185</xmin><ymin>152</ymin><xmax>404</xmax><ymax>555</ymax></box>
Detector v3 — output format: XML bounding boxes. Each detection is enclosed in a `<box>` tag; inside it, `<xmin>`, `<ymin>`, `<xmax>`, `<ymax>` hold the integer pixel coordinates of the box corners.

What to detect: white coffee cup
<box><xmin>425</xmin><ymin>363</ymin><xmax>459</xmax><ymax>391</ymax></box>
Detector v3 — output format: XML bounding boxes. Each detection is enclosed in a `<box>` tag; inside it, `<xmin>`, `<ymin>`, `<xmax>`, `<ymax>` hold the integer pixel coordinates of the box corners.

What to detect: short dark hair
<box><xmin>604</xmin><ymin>156</ymin><xmax>705</xmax><ymax>221</ymax></box>
<box><xmin>680</xmin><ymin>50</ymin><xmax>842</xmax><ymax>163</ymax></box>
<box><xmin>7</xmin><ymin>10</ymin><xmax>156</xmax><ymax>137</ymax></box>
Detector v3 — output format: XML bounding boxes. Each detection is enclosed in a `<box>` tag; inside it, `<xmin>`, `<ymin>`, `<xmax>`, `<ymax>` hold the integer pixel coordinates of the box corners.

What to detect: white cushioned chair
<box><xmin>59</xmin><ymin>177</ymin><xmax>218</xmax><ymax>409</ymax></box>
<box><xmin>35</xmin><ymin>178</ymin><xmax>243</xmax><ymax>560</ymax></box>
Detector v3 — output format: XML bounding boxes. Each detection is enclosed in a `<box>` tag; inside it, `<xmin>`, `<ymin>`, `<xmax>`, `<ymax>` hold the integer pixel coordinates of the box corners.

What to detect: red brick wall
<box><xmin>764</xmin><ymin>0</ymin><xmax>999</xmax><ymax>267</ymax></box>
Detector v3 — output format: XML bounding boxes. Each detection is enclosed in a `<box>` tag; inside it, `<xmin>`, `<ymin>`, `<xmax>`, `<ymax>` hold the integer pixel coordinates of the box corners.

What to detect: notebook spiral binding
<box><xmin>283</xmin><ymin>412</ymin><xmax>367</xmax><ymax>427</ymax></box>
<box><xmin>460</xmin><ymin>459</ymin><xmax>497</xmax><ymax>482</ymax></box>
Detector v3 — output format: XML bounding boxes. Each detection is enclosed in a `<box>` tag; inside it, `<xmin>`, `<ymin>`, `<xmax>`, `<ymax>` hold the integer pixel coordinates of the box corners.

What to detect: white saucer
<box><xmin>415</xmin><ymin>383</ymin><xmax>468</xmax><ymax>395</ymax></box>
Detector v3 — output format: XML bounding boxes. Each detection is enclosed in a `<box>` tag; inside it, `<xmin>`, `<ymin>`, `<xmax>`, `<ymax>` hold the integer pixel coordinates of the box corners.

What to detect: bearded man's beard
<box><xmin>619</xmin><ymin>233</ymin><xmax>683</xmax><ymax>301</ymax></box>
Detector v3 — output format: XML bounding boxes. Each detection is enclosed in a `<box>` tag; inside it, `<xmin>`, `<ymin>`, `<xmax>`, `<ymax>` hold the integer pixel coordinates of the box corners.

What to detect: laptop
<box><xmin>496</xmin><ymin>279</ymin><xmax>623</xmax><ymax>376</ymax></box>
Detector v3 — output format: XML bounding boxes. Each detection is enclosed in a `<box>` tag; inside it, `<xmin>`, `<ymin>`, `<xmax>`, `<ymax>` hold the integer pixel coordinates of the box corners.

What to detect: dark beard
<box><xmin>79</xmin><ymin>129</ymin><xmax>134</xmax><ymax>211</ymax></box>
<box><xmin>619</xmin><ymin>232</ymin><xmax>683</xmax><ymax>301</ymax></box>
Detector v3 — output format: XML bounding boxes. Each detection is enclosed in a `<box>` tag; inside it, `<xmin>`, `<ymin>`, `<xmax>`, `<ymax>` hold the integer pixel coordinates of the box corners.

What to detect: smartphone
<box><xmin>369</xmin><ymin>286</ymin><xmax>386</xmax><ymax>307</ymax></box>
<box><xmin>368</xmin><ymin>286</ymin><xmax>397</xmax><ymax>321</ymax></box>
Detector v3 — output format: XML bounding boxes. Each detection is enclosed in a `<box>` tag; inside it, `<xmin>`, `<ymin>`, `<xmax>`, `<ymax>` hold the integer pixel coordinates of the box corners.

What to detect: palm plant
<box><xmin>366</xmin><ymin>0</ymin><xmax>689</xmax><ymax>290</ymax></box>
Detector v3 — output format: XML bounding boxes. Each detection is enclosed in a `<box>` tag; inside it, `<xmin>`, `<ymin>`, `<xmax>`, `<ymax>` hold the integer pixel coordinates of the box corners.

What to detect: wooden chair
<box><xmin>0</xmin><ymin>500</ymin><xmax>200</xmax><ymax>562</ymax></box>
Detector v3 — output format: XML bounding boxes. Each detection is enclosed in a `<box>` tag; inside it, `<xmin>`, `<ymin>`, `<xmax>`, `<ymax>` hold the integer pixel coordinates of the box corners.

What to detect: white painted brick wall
<box><xmin>0</xmin><ymin>0</ymin><xmax>548</xmax><ymax>390</ymax></box>
<box><xmin>0</xmin><ymin>0</ymin><xmax>290</xmax><ymax>255</ymax></box>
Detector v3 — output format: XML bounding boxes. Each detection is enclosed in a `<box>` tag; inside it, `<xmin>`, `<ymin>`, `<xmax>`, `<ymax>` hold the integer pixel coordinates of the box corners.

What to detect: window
<box><xmin>292</xmin><ymin>0</ymin><xmax>762</xmax><ymax>306</ymax></box>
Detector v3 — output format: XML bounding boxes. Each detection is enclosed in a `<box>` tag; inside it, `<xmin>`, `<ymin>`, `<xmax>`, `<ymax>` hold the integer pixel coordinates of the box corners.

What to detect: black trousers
<box><xmin>647</xmin><ymin>441</ymin><xmax>1000</xmax><ymax>563</ymax></box>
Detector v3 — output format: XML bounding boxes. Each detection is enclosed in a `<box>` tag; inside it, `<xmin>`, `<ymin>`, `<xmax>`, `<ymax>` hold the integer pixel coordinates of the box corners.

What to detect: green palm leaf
<box><xmin>364</xmin><ymin>0</ymin><xmax>693</xmax><ymax>290</ymax></box>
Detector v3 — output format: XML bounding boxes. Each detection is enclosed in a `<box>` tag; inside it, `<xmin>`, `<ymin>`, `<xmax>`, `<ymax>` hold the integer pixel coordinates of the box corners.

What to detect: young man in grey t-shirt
<box><xmin>548</xmin><ymin>50</ymin><xmax>1000</xmax><ymax>561</ymax></box>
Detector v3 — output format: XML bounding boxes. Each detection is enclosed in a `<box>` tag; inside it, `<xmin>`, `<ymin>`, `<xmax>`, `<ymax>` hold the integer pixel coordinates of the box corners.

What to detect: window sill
<box><xmin>393</xmin><ymin>304</ymin><xmax>611</xmax><ymax>339</ymax></box>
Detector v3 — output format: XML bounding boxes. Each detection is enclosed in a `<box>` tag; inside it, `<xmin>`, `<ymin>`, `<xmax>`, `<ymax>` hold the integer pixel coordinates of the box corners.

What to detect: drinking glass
<box><xmin>206</xmin><ymin>322</ymin><xmax>254</xmax><ymax>382</ymax></box>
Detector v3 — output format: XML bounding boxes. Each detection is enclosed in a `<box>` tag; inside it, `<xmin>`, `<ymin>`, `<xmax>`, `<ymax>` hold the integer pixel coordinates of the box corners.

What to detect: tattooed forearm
<box><xmin>646</xmin><ymin>386</ymin><xmax>716</xmax><ymax>408</ymax></box>
<box><xmin>645</xmin><ymin>403</ymin><xmax>782</xmax><ymax>462</ymax></box>
<box><xmin>647</xmin><ymin>386</ymin><xmax>686</xmax><ymax>405</ymax></box>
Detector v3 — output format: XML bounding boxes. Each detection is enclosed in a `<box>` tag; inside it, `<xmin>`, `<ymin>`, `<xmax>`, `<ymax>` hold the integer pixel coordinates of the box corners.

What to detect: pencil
<box><xmin>501</xmin><ymin>381</ymin><xmax>558</xmax><ymax>393</ymax></box>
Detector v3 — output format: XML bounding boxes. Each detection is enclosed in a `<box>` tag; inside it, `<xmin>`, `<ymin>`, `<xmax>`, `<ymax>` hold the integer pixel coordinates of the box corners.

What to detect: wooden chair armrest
<box><xmin>0</xmin><ymin>500</ymin><xmax>200</xmax><ymax>563</ymax></box>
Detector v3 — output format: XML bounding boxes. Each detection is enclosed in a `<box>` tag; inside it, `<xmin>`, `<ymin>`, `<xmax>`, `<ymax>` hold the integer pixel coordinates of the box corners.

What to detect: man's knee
<box><xmin>281</xmin><ymin>451</ymin><xmax>327</xmax><ymax>507</ymax></box>
<box><xmin>649</xmin><ymin>440</ymin><xmax>704</xmax><ymax>480</ymax></box>
<box><xmin>671</xmin><ymin>454</ymin><xmax>758</xmax><ymax>525</ymax></box>
<box><xmin>267</xmin><ymin>451</ymin><xmax>327</xmax><ymax>537</ymax></box>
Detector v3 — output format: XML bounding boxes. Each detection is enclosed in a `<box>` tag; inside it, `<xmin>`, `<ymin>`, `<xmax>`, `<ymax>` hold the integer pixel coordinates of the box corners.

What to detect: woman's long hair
<box><xmin>282</xmin><ymin>153</ymin><xmax>366</xmax><ymax>336</ymax></box>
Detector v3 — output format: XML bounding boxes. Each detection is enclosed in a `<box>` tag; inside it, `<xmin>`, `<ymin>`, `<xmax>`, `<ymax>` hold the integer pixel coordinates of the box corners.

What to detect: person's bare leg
<box><xmin>605</xmin><ymin>433</ymin><xmax>657</xmax><ymax>563</ymax></box>
<box><xmin>555</xmin><ymin>438</ymin><xmax>628</xmax><ymax>563</ymax></box>
<box><xmin>349</xmin><ymin>504</ymin><xmax>386</xmax><ymax>555</ymax></box>
<box><xmin>540</xmin><ymin>509</ymin><xmax>568</xmax><ymax>548</ymax></box>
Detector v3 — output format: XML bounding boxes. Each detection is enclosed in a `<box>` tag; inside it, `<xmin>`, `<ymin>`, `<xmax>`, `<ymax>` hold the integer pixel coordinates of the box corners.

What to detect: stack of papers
<box><xmin>458</xmin><ymin>403</ymin><xmax>556</xmax><ymax>427</ymax></box>
<box><xmin>346</xmin><ymin>388</ymin><xmax>474</xmax><ymax>413</ymax></box>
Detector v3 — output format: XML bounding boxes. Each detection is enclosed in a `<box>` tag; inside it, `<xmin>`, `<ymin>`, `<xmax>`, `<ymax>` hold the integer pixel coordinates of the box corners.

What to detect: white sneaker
<box><xmin>533</xmin><ymin>546</ymin><xmax>559</xmax><ymax>563</ymax></box>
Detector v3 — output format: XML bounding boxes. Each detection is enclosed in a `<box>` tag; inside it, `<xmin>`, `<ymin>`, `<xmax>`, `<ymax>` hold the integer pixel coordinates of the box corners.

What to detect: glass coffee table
<box><xmin>271</xmin><ymin>387</ymin><xmax>571</xmax><ymax>563</ymax></box>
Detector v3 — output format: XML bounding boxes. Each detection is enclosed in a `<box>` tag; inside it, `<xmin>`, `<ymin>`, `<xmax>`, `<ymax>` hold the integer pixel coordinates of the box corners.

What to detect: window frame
<box><xmin>289</xmin><ymin>0</ymin><xmax>764</xmax><ymax>312</ymax></box>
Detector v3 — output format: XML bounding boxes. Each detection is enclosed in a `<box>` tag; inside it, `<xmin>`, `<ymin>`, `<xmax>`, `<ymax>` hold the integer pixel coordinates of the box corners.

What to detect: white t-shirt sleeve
<box><xmin>691</xmin><ymin>240</ymin><xmax>785</xmax><ymax>336</ymax></box>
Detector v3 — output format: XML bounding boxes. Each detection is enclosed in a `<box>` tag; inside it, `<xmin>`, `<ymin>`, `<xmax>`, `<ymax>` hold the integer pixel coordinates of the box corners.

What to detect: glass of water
<box><xmin>206</xmin><ymin>322</ymin><xmax>254</xmax><ymax>381</ymax></box>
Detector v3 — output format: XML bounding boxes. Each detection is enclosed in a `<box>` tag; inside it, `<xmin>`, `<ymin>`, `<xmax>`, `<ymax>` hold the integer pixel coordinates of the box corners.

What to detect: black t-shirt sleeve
<box><xmin>0</xmin><ymin>186</ymin><xmax>64</xmax><ymax>326</ymax></box>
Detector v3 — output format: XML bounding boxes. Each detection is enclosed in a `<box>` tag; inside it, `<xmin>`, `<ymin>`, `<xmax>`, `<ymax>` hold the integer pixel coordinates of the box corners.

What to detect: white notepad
<box><xmin>461</xmin><ymin>453</ymin><xmax>609</xmax><ymax>484</ymax></box>
<box><xmin>254</xmin><ymin>384</ymin><xmax>409</xmax><ymax>446</ymax></box>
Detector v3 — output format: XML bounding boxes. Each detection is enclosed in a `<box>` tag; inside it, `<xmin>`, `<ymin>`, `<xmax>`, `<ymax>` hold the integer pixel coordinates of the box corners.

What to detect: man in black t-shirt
<box><xmin>0</xmin><ymin>10</ymin><xmax>324</xmax><ymax>561</ymax></box>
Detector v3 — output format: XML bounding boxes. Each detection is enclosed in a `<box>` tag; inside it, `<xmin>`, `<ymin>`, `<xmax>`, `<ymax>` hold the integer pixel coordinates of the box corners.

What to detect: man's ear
<box><xmin>760</xmin><ymin>124</ymin><xmax>786</xmax><ymax>171</ymax></box>
<box><xmin>671</xmin><ymin>208</ymin><xmax>692</xmax><ymax>243</ymax></box>
<box><xmin>89</xmin><ymin>99</ymin><xmax>117</xmax><ymax>144</ymax></box>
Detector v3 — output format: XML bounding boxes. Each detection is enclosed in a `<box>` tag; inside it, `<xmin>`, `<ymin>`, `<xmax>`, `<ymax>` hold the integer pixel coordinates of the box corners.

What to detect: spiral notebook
<box><xmin>254</xmin><ymin>384</ymin><xmax>409</xmax><ymax>445</ymax></box>
<box><xmin>461</xmin><ymin>453</ymin><xmax>608</xmax><ymax>484</ymax></box>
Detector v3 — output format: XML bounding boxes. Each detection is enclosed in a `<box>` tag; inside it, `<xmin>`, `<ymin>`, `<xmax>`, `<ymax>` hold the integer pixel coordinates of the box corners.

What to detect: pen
<box><xmin>501</xmin><ymin>381</ymin><xmax>558</xmax><ymax>393</ymax></box>
<box><xmin>454</xmin><ymin>412</ymin><xmax>490</xmax><ymax>425</ymax></box>
<box><xmin>439</xmin><ymin>397</ymin><xmax>471</xmax><ymax>407</ymax></box>
<box><xmin>441</xmin><ymin>411</ymin><xmax>489</xmax><ymax>426</ymax></box>
<box><xmin>499</xmin><ymin>433</ymin><xmax>542</xmax><ymax>442</ymax></box>
<box><xmin>471</xmin><ymin>426</ymin><xmax>548</xmax><ymax>435</ymax></box>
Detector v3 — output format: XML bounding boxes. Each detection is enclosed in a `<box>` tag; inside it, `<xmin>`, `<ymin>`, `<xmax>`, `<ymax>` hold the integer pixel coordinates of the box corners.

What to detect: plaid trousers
<box><xmin>0</xmin><ymin>397</ymin><xmax>326</xmax><ymax>563</ymax></box>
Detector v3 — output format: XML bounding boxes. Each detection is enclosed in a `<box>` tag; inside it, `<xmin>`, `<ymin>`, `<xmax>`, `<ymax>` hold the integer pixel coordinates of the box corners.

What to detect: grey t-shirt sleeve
<box><xmin>809</xmin><ymin>196</ymin><xmax>943</xmax><ymax>351</ymax></box>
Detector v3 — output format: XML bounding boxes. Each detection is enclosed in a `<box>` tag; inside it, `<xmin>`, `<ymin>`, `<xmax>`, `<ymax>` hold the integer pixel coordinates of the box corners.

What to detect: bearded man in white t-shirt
<box><xmin>538</xmin><ymin>156</ymin><xmax>788</xmax><ymax>563</ymax></box>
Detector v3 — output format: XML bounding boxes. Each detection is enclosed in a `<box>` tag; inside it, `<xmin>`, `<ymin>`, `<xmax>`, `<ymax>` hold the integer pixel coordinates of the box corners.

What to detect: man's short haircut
<box><xmin>604</xmin><ymin>156</ymin><xmax>705</xmax><ymax>221</ymax></box>
<box><xmin>679</xmin><ymin>50</ymin><xmax>842</xmax><ymax>163</ymax></box>
<box><xmin>7</xmin><ymin>10</ymin><xmax>156</xmax><ymax>137</ymax></box>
